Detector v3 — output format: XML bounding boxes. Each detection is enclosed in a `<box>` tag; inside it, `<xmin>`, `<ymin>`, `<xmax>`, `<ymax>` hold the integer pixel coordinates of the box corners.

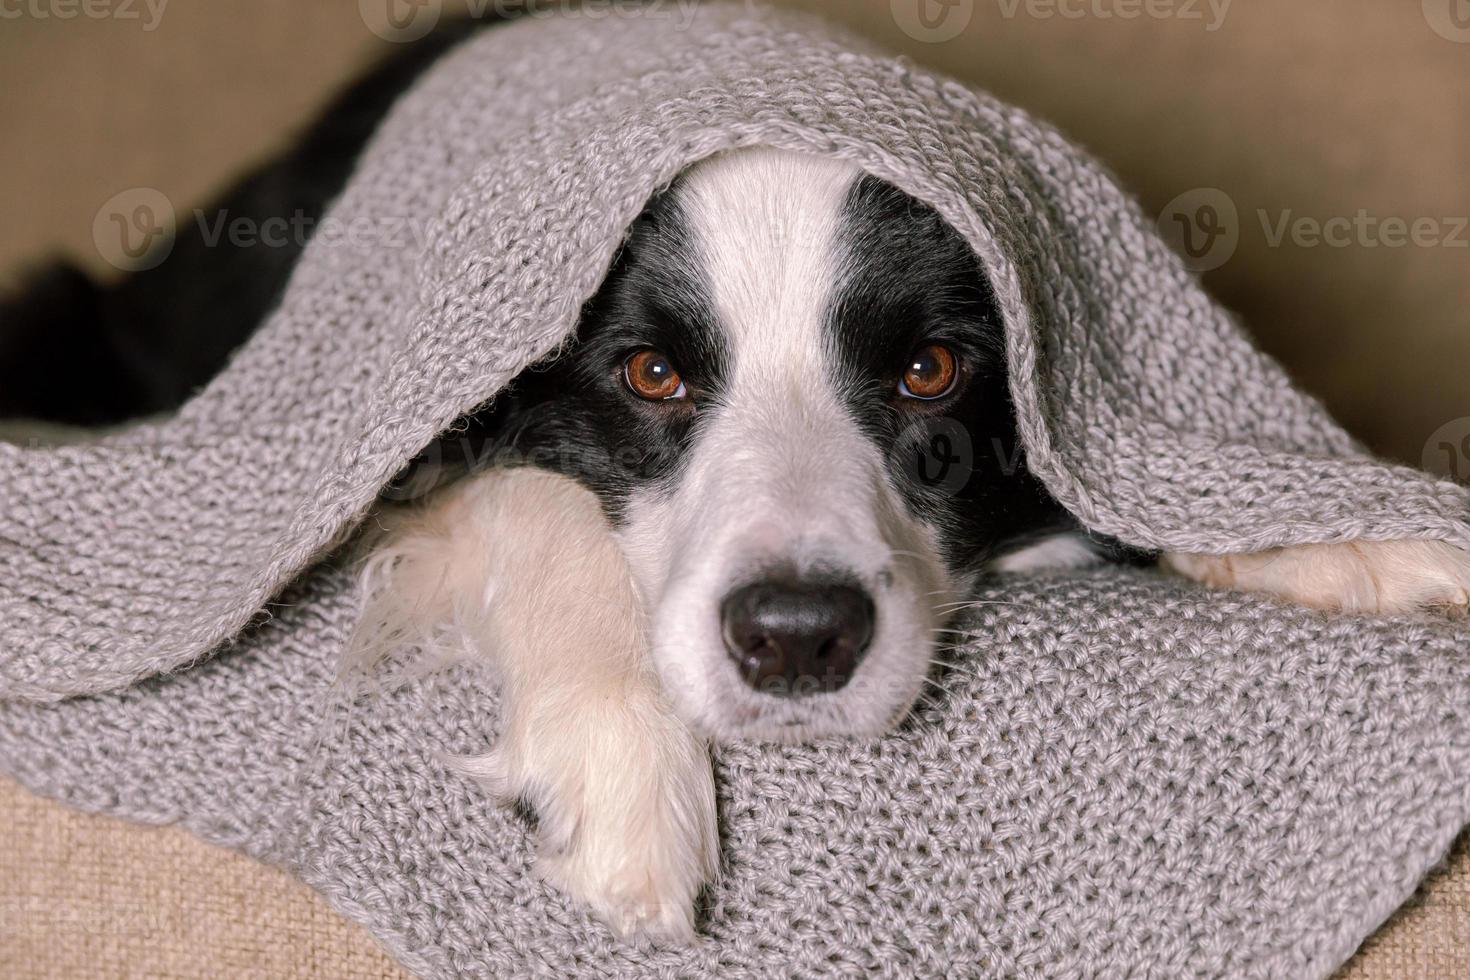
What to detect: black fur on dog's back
<box><xmin>0</xmin><ymin>17</ymin><xmax>491</xmax><ymax>426</ymax></box>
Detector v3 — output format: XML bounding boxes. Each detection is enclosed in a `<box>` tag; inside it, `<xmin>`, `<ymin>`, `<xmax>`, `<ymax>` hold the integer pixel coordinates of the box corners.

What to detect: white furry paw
<box><xmin>1162</xmin><ymin>539</ymin><xmax>1470</xmax><ymax>615</ymax></box>
<box><xmin>454</xmin><ymin>694</ymin><xmax>718</xmax><ymax>942</ymax></box>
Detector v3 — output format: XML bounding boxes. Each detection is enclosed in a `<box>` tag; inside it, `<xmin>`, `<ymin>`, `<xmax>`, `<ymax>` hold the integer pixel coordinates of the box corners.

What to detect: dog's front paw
<box><xmin>533</xmin><ymin>803</ymin><xmax>706</xmax><ymax>943</ymax></box>
<box><xmin>456</xmin><ymin>694</ymin><xmax>718</xmax><ymax>942</ymax></box>
<box><xmin>1162</xmin><ymin>539</ymin><xmax>1470</xmax><ymax>614</ymax></box>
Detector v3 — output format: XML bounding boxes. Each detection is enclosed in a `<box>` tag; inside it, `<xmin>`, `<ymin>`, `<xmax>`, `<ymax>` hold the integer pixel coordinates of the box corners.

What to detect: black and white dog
<box><xmin>4</xmin><ymin>18</ymin><xmax>1467</xmax><ymax>943</ymax></box>
<box><xmin>359</xmin><ymin>147</ymin><xmax>1470</xmax><ymax>938</ymax></box>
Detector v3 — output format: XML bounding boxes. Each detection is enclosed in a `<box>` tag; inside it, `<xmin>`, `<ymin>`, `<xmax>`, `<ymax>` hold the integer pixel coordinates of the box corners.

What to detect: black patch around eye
<box><xmin>827</xmin><ymin>176</ymin><xmax>1007</xmax><ymax>425</ymax></box>
<box><xmin>828</xmin><ymin>174</ymin><xmax>1077</xmax><ymax>574</ymax></box>
<box><xmin>392</xmin><ymin>178</ymin><xmax>729</xmax><ymax>526</ymax></box>
<box><xmin>574</xmin><ymin>184</ymin><xmax>728</xmax><ymax>398</ymax></box>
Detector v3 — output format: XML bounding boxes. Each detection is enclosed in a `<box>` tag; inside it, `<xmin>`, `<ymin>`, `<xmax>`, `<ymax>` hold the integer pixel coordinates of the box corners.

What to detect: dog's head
<box><xmin>494</xmin><ymin>148</ymin><xmax>1074</xmax><ymax>740</ymax></box>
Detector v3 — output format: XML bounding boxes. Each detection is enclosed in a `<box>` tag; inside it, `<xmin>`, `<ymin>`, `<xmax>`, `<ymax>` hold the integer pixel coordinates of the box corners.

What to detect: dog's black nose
<box><xmin>720</xmin><ymin>578</ymin><xmax>875</xmax><ymax>696</ymax></box>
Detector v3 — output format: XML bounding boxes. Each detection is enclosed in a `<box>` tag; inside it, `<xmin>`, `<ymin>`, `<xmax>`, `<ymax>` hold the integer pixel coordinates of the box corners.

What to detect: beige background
<box><xmin>2</xmin><ymin>0</ymin><xmax>1468</xmax><ymax>976</ymax></box>
<box><xmin>2</xmin><ymin>0</ymin><xmax>1466</xmax><ymax>464</ymax></box>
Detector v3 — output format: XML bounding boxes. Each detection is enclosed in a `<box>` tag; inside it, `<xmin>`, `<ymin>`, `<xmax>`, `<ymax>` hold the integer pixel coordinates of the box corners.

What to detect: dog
<box><xmin>355</xmin><ymin>147</ymin><xmax>1470</xmax><ymax>939</ymax></box>
<box><xmin>1</xmin><ymin>16</ymin><xmax>1465</xmax><ymax>944</ymax></box>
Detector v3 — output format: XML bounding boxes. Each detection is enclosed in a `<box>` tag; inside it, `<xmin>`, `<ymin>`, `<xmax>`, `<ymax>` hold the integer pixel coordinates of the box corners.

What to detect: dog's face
<box><xmin>481</xmin><ymin>148</ymin><xmax>1073</xmax><ymax>740</ymax></box>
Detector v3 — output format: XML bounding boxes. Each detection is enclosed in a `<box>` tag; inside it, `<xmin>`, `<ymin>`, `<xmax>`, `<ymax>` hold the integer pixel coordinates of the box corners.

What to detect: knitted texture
<box><xmin>4</xmin><ymin>566</ymin><xmax>1470</xmax><ymax>979</ymax></box>
<box><xmin>2</xmin><ymin>4</ymin><xmax>1469</xmax><ymax>977</ymax></box>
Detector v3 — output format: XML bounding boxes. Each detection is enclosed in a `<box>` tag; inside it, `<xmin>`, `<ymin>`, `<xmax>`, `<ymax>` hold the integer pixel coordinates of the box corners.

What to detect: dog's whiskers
<box><xmin>931</xmin><ymin>599</ymin><xmax>1019</xmax><ymax>614</ymax></box>
<box><xmin>922</xmin><ymin>675</ymin><xmax>962</xmax><ymax>700</ymax></box>
<box><xmin>911</xmin><ymin>692</ymin><xmax>948</xmax><ymax>715</ymax></box>
<box><xmin>937</xmin><ymin>661</ymin><xmax>993</xmax><ymax>684</ymax></box>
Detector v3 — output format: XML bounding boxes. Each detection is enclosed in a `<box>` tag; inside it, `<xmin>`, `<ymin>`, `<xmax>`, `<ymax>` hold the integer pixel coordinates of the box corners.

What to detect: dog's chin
<box><xmin>654</xmin><ymin>647</ymin><xmax>931</xmax><ymax>745</ymax></box>
<box><xmin>703</xmin><ymin>709</ymin><xmax>912</xmax><ymax>745</ymax></box>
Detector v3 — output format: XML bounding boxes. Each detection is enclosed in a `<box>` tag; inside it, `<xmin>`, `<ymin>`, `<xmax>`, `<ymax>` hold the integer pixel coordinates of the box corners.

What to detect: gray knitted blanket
<box><xmin>3</xmin><ymin>5</ymin><xmax>1469</xmax><ymax>977</ymax></box>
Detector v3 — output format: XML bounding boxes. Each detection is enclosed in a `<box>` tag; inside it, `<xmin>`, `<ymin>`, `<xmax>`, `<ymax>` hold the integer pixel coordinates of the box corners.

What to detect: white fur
<box><xmin>352</xmin><ymin>469</ymin><xmax>717</xmax><ymax>940</ymax></box>
<box><xmin>1162</xmin><ymin>540</ymin><xmax>1470</xmax><ymax>614</ymax></box>
<box><xmin>992</xmin><ymin>532</ymin><xmax>1105</xmax><ymax>574</ymax></box>
<box><xmin>618</xmin><ymin>148</ymin><xmax>952</xmax><ymax>741</ymax></box>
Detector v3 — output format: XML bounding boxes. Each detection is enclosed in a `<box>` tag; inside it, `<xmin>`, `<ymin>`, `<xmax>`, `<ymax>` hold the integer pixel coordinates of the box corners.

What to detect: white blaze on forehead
<box><xmin>669</xmin><ymin>148</ymin><xmax>875</xmax><ymax>547</ymax></box>
<box><xmin>676</xmin><ymin>148</ymin><xmax>862</xmax><ymax>392</ymax></box>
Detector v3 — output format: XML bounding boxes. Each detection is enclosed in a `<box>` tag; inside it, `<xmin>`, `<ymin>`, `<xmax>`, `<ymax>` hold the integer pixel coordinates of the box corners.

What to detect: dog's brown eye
<box><xmin>624</xmin><ymin>349</ymin><xmax>686</xmax><ymax>401</ymax></box>
<box><xmin>899</xmin><ymin>343</ymin><xmax>959</xmax><ymax>400</ymax></box>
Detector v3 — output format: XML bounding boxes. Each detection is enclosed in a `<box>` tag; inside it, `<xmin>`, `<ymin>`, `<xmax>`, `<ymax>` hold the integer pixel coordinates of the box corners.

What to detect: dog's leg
<box><xmin>356</xmin><ymin>468</ymin><xmax>718</xmax><ymax>941</ymax></box>
<box><xmin>1162</xmin><ymin>540</ymin><xmax>1470</xmax><ymax>614</ymax></box>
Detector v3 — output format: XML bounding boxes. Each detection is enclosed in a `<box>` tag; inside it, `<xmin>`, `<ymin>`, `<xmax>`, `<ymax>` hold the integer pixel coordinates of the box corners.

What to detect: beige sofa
<box><xmin>2</xmin><ymin>1</ymin><xmax>1466</xmax><ymax>974</ymax></box>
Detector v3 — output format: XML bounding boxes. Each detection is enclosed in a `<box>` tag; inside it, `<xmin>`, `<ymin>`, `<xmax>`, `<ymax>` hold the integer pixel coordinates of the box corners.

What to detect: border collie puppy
<box><xmin>0</xmin><ymin>18</ymin><xmax>1461</xmax><ymax>941</ymax></box>
<box><xmin>360</xmin><ymin>148</ymin><xmax>1470</xmax><ymax>939</ymax></box>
